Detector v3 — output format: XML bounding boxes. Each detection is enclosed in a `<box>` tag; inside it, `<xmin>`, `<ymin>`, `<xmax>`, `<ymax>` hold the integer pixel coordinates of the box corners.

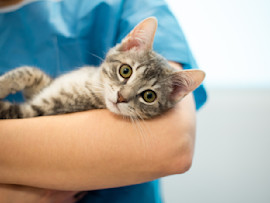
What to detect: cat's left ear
<box><xmin>170</xmin><ymin>69</ymin><xmax>205</xmax><ymax>102</ymax></box>
<box><xmin>118</xmin><ymin>17</ymin><xmax>158</xmax><ymax>51</ymax></box>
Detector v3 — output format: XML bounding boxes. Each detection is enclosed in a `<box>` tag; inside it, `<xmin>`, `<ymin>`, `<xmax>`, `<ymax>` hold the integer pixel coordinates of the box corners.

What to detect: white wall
<box><xmin>162</xmin><ymin>1</ymin><xmax>270</xmax><ymax>203</ymax></box>
<box><xmin>162</xmin><ymin>89</ymin><xmax>270</xmax><ymax>203</ymax></box>
<box><xmin>166</xmin><ymin>0</ymin><xmax>270</xmax><ymax>88</ymax></box>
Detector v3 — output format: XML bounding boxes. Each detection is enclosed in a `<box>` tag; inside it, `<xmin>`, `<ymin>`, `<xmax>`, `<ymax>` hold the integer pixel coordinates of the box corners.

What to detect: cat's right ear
<box><xmin>118</xmin><ymin>17</ymin><xmax>158</xmax><ymax>52</ymax></box>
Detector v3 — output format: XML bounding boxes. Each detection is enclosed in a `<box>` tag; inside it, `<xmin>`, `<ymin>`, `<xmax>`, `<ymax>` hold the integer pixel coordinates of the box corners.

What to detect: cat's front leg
<box><xmin>0</xmin><ymin>66</ymin><xmax>52</xmax><ymax>100</ymax></box>
<box><xmin>0</xmin><ymin>75</ymin><xmax>16</xmax><ymax>99</ymax></box>
<box><xmin>0</xmin><ymin>67</ymin><xmax>27</xmax><ymax>99</ymax></box>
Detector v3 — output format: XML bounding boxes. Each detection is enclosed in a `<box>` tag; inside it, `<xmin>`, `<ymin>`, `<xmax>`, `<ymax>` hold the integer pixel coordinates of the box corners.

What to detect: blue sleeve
<box><xmin>116</xmin><ymin>0</ymin><xmax>207</xmax><ymax>110</ymax></box>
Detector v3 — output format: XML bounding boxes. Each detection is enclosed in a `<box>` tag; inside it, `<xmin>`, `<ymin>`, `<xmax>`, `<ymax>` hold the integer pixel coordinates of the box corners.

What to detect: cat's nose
<box><xmin>117</xmin><ymin>91</ymin><xmax>128</xmax><ymax>103</ymax></box>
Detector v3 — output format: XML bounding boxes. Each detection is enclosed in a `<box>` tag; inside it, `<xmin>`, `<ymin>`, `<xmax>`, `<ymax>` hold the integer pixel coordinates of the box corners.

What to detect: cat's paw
<box><xmin>0</xmin><ymin>82</ymin><xmax>12</xmax><ymax>99</ymax></box>
<box><xmin>0</xmin><ymin>92</ymin><xmax>9</xmax><ymax>99</ymax></box>
<box><xmin>0</xmin><ymin>90</ymin><xmax>9</xmax><ymax>99</ymax></box>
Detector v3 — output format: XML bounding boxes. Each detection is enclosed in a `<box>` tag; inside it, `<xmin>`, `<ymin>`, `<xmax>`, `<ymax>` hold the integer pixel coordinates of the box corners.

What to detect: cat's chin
<box><xmin>106</xmin><ymin>100</ymin><xmax>133</xmax><ymax>117</ymax></box>
<box><xmin>106</xmin><ymin>99</ymin><xmax>122</xmax><ymax>115</ymax></box>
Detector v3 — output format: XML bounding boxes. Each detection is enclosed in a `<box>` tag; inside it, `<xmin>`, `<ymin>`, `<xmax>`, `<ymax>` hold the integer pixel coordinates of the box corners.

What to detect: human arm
<box><xmin>0</xmin><ymin>62</ymin><xmax>196</xmax><ymax>191</ymax></box>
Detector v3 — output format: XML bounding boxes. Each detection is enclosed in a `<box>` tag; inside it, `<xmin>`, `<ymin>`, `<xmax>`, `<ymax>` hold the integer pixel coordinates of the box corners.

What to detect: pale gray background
<box><xmin>162</xmin><ymin>0</ymin><xmax>270</xmax><ymax>202</ymax></box>
<box><xmin>162</xmin><ymin>88</ymin><xmax>270</xmax><ymax>203</ymax></box>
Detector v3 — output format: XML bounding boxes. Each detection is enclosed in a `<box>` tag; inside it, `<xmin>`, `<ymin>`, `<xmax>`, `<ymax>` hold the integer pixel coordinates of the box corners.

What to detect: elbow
<box><xmin>170</xmin><ymin>151</ymin><xmax>193</xmax><ymax>174</ymax></box>
<box><xmin>164</xmin><ymin>133</ymin><xmax>195</xmax><ymax>175</ymax></box>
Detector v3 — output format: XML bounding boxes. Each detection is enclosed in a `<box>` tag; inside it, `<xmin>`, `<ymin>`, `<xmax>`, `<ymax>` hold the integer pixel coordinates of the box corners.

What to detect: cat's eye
<box><xmin>119</xmin><ymin>64</ymin><xmax>132</xmax><ymax>79</ymax></box>
<box><xmin>142</xmin><ymin>90</ymin><xmax>156</xmax><ymax>103</ymax></box>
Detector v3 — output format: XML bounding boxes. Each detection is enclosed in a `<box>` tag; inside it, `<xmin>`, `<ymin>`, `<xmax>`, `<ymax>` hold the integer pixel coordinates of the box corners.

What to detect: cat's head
<box><xmin>100</xmin><ymin>17</ymin><xmax>205</xmax><ymax>119</ymax></box>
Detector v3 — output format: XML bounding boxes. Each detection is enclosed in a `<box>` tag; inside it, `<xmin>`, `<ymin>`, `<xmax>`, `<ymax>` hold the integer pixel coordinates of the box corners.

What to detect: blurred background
<box><xmin>162</xmin><ymin>0</ymin><xmax>270</xmax><ymax>202</ymax></box>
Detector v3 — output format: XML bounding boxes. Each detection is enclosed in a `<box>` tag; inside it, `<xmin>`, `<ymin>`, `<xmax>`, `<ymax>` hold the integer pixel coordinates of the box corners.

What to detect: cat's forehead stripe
<box><xmin>136</xmin><ymin>63</ymin><xmax>145</xmax><ymax>71</ymax></box>
<box><xmin>151</xmin><ymin>80</ymin><xmax>158</xmax><ymax>87</ymax></box>
<box><xmin>108</xmin><ymin>59</ymin><xmax>122</xmax><ymax>64</ymax></box>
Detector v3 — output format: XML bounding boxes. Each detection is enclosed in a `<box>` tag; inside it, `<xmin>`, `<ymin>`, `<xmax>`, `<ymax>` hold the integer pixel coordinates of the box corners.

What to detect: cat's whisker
<box><xmin>132</xmin><ymin>116</ymin><xmax>148</xmax><ymax>155</ymax></box>
<box><xmin>130</xmin><ymin>115</ymin><xmax>150</xmax><ymax>157</ymax></box>
<box><xmin>136</xmin><ymin>111</ymin><xmax>155</xmax><ymax>142</ymax></box>
<box><xmin>135</xmin><ymin>116</ymin><xmax>151</xmax><ymax>159</ymax></box>
<box><xmin>127</xmin><ymin>109</ymin><xmax>150</xmax><ymax>158</ymax></box>
<box><xmin>128</xmin><ymin>115</ymin><xmax>143</xmax><ymax>150</ymax></box>
<box><xmin>135</xmin><ymin>112</ymin><xmax>151</xmax><ymax>138</ymax></box>
<box><xmin>87</xmin><ymin>51</ymin><xmax>105</xmax><ymax>63</ymax></box>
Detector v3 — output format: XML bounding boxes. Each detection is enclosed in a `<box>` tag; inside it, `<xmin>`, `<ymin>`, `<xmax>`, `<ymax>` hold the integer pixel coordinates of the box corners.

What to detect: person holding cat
<box><xmin>0</xmin><ymin>0</ymin><xmax>207</xmax><ymax>202</ymax></box>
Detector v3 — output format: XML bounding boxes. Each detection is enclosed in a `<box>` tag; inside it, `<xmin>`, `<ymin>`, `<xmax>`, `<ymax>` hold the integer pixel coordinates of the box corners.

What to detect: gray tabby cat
<box><xmin>0</xmin><ymin>17</ymin><xmax>205</xmax><ymax>119</ymax></box>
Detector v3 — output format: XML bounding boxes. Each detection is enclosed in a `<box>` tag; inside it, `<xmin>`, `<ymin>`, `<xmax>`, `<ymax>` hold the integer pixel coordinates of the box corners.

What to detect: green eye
<box><xmin>119</xmin><ymin>64</ymin><xmax>132</xmax><ymax>79</ymax></box>
<box><xmin>142</xmin><ymin>90</ymin><xmax>156</xmax><ymax>103</ymax></box>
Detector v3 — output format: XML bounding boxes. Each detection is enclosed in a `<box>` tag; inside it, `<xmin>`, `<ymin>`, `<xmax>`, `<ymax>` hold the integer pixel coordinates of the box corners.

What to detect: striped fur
<box><xmin>0</xmin><ymin>17</ymin><xmax>205</xmax><ymax>119</ymax></box>
<box><xmin>0</xmin><ymin>66</ymin><xmax>105</xmax><ymax>119</ymax></box>
<box><xmin>0</xmin><ymin>49</ymin><xmax>203</xmax><ymax>119</ymax></box>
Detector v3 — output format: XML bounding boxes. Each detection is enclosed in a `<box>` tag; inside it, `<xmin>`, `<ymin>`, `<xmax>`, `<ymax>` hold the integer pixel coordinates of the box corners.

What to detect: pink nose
<box><xmin>117</xmin><ymin>91</ymin><xmax>127</xmax><ymax>103</ymax></box>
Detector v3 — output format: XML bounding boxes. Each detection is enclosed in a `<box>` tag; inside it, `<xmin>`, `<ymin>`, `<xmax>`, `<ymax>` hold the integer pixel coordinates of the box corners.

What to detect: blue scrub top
<box><xmin>0</xmin><ymin>0</ymin><xmax>207</xmax><ymax>202</ymax></box>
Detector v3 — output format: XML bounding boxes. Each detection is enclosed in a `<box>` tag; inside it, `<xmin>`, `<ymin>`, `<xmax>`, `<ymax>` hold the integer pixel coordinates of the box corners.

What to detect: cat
<box><xmin>0</xmin><ymin>17</ymin><xmax>205</xmax><ymax>120</ymax></box>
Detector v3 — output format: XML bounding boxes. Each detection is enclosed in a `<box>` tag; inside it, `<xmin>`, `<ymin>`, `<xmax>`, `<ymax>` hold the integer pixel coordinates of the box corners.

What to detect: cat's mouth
<box><xmin>107</xmin><ymin>99</ymin><xmax>133</xmax><ymax>118</ymax></box>
<box><xmin>106</xmin><ymin>99</ymin><xmax>121</xmax><ymax>115</ymax></box>
<box><xmin>111</xmin><ymin>101</ymin><xmax>120</xmax><ymax>111</ymax></box>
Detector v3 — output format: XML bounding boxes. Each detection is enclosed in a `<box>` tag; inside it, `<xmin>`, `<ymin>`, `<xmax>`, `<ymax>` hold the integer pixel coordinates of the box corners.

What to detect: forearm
<box><xmin>0</xmin><ymin>63</ymin><xmax>197</xmax><ymax>191</ymax></box>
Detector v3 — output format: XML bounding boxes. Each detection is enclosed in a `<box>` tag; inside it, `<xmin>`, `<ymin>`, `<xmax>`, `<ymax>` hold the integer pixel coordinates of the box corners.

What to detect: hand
<box><xmin>0</xmin><ymin>184</ymin><xmax>86</xmax><ymax>203</ymax></box>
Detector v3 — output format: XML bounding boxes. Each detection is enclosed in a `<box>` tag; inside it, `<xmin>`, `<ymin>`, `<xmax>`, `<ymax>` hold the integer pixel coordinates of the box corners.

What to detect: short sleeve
<box><xmin>116</xmin><ymin>0</ymin><xmax>207</xmax><ymax>110</ymax></box>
